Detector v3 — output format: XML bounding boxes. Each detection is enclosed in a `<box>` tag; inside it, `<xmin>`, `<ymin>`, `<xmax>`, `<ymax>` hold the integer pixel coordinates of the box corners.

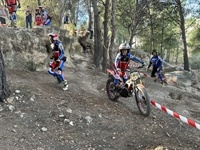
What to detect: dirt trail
<box><xmin>1</xmin><ymin>54</ymin><xmax>200</xmax><ymax>150</ymax></box>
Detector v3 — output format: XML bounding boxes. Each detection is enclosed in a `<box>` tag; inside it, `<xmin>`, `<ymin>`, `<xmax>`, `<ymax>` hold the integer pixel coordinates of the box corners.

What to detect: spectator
<box><xmin>34</xmin><ymin>8</ymin><xmax>42</xmax><ymax>26</ymax></box>
<box><xmin>39</xmin><ymin>6</ymin><xmax>51</xmax><ymax>26</ymax></box>
<box><xmin>62</xmin><ymin>12</ymin><xmax>69</xmax><ymax>24</ymax></box>
<box><xmin>0</xmin><ymin>5</ymin><xmax>8</xmax><ymax>25</ymax></box>
<box><xmin>25</xmin><ymin>6</ymin><xmax>32</xmax><ymax>28</ymax></box>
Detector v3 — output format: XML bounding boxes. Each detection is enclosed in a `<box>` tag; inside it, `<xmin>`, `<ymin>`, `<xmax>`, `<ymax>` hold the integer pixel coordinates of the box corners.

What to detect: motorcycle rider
<box><xmin>114</xmin><ymin>43</ymin><xmax>144</xmax><ymax>87</ymax></box>
<box><xmin>48</xmin><ymin>33</ymin><xmax>68</xmax><ymax>91</ymax></box>
<box><xmin>147</xmin><ymin>49</ymin><xmax>165</xmax><ymax>84</ymax></box>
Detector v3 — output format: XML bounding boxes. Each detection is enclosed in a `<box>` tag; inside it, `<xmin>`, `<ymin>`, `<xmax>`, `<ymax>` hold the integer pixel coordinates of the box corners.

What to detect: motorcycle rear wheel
<box><xmin>106</xmin><ymin>79</ymin><xmax>119</xmax><ymax>101</ymax></box>
<box><xmin>135</xmin><ymin>87</ymin><xmax>151</xmax><ymax>116</ymax></box>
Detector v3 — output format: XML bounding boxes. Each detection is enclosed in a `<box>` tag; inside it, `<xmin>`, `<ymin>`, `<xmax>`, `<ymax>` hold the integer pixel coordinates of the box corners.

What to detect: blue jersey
<box><xmin>148</xmin><ymin>55</ymin><xmax>163</xmax><ymax>68</ymax></box>
<box><xmin>115</xmin><ymin>53</ymin><xmax>143</xmax><ymax>69</ymax></box>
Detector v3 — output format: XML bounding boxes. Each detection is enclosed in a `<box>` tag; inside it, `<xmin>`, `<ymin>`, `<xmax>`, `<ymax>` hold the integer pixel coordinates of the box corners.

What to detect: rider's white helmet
<box><xmin>48</xmin><ymin>33</ymin><xmax>59</xmax><ymax>42</ymax></box>
<box><xmin>119</xmin><ymin>43</ymin><xmax>130</xmax><ymax>53</ymax></box>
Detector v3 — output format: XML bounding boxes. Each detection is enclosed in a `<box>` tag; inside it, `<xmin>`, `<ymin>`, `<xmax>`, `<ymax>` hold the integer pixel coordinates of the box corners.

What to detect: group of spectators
<box><xmin>25</xmin><ymin>5</ymin><xmax>51</xmax><ymax>28</ymax></box>
<box><xmin>0</xmin><ymin>0</ymin><xmax>51</xmax><ymax>28</ymax></box>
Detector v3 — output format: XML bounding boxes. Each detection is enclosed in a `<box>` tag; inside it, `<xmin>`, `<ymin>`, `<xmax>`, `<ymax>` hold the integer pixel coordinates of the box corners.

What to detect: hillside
<box><xmin>1</xmin><ymin>54</ymin><xmax>200</xmax><ymax>150</ymax></box>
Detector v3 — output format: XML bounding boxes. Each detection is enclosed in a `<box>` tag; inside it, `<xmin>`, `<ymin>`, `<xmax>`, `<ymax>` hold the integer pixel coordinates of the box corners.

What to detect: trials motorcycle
<box><xmin>106</xmin><ymin>65</ymin><xmax>151</xmax><ymax>116</ymax></box>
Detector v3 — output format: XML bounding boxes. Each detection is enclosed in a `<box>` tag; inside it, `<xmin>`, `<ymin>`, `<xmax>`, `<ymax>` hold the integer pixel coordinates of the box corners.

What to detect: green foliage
<box><xmin>190</xmin><ymin>51</ymin><xmax>200</xmax><ymax>69</ymax></box>
<box><xmin>4</xmin><ymin>0</ymin><xmax>200</xmax><ymax>69</ymax></box>
<box><xmin>115</xmin><ymin>0</ymin><xmax>137</xmax><ymax>43</ymax></box>
<box><xmin>188</xmin><ymin>26</ymin><xmax>200</xmax><ymax>52</ymax></box>
<box><xmin>187</xmin><ymin>22</ymin><xmax>200</xmax><ymax>69</ymax></box>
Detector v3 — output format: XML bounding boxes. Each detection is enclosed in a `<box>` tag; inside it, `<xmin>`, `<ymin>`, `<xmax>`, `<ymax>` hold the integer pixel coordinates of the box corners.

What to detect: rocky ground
<box><xmin>0</xmin><ymin>54</ymin><xmax>200</xmax><ymax>150</ymax></box>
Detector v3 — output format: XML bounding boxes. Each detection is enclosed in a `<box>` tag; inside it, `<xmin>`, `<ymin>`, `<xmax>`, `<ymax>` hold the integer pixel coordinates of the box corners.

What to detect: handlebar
<box><xmin>112</xmin><ymin>63</ymin><xmax>145</xmax><ymax>73</ymax></box>
<box><xmin>128</xmin><ymin>63</ymin><xmax>145</xmax><ymax>68</ymax></box>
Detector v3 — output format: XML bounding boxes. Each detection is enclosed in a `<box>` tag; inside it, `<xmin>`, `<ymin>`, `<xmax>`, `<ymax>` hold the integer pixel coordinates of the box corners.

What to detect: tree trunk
<box><xmin>0</xmin><ymin>50</ymin><xmax>10</xmax><ymax>102</ymax></box>
<box><xmin>166</xmin><ymin>48</ymin><xmax>170</xmax><ymax>63</ymax></box>
<box><xmin>75</xmin><ymin>2</ymin><xmax>79</xmax><ymax>25</ymax></box>
<box><xmin>37</xmin><ymin>0</ymin><xmax>41</xmax><ymax>6</ymax></box>
<box><xmin>59</xmin><ymin>0</ymin><xmax>68</xmax><ymax>27</ymax></box>
<box><xmin>92</xmin><ymin>0</ymin><xmax>103</xmax><ymax>68</ymax></box>
<box><xmin>176</xmin><ymin>0</ymin><xmax>190</xmax><ymax>71</ymax></box>
<box><xmin>175</xmin><ymin>44</ymin><xmax>179</xmax><ymax>65</ymax></box>
<box><xmin>102</xmin><ymin>0</ymin><xmax>110</xmax><ymax>72</ymax></box>
<box><xmin>129</xmin><ymin>0</ymin><xmax>139</xmax><ymax>47</ymax></box>
<box><xmin>160</xmin><ymin>14</ymin><xmax>164</xmax><ymax>58</ymax></box>
<box><xmin>87</xmin><ymin>0</ymin><xmax>92</xmax><ymax>31</ymax></box>
<box><xmin>150</xmin><ymin>14</ymin><xmax>154</xmax><ymax>51</ymax></box>
<box><xmin>109</xmin><ymin>0</ymin><xmax>116</xmax><ymax>68</ymax></box>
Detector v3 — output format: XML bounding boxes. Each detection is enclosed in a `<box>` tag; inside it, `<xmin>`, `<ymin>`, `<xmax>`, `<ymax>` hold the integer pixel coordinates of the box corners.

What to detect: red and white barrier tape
<box><xmin>150</xmin><ymin>100</ymin><xmax>200</xmax><ymax>130</ymax></box>
<box><xmin>139</xmin><ymin>72</ymin><xmax>151</xmax><ymax>78</ymax></box>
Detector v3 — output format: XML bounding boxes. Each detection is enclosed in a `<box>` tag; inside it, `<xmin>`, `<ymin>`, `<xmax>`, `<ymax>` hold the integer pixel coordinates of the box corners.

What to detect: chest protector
<box><xmin>118</xmin><ymin>55</ymin><xmax>130</xmax><ymax>71</ymax></box>
<box><xmin>53</xmin><ymin>44</ymin><xmax>60</xmax><ymax>59</ymax></box>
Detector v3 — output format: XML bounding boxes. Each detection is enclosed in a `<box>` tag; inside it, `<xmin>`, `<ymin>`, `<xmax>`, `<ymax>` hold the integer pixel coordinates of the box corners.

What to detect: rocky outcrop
<box><xmin>0</xmin><ymin>26</ymin><xmax>72</xmax><ymax>71</ymax></box>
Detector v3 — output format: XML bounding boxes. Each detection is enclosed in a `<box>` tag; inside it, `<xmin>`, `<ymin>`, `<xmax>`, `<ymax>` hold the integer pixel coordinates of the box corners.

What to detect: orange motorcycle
<box><xmin>106</xmin><ymin>65</ymin><xmax>151</xmax><ymax>116</ymax></box>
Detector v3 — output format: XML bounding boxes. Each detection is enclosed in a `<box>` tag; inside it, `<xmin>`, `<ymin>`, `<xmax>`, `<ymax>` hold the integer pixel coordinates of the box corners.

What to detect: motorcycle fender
<box><xmin>107</xmin><ymin>69</ymin><xmax>114</xmax><ymax>75</ymax></box>
<box><xmin>106</xmin><ymin>69</ymin><xmax>121</xmax><ymax>79</ymax></box>
<box><xmin>137</xmin><ymin>83</ymin><xmax>145</xmax><ymax>89</ymax></box>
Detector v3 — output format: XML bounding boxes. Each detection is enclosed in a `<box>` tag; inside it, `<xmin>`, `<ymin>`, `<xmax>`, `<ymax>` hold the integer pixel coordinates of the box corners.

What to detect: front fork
<box><xmin>134</xmin><ymin>84</ymin><xmax>145</xmax><ymax>102</ymax></box>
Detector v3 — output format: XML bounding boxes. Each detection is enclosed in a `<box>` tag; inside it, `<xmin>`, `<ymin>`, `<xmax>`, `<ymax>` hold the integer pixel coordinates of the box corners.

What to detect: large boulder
<box><xmin>0</xmin><ymin>26</ymin><xmax>73</xmax><ymax>71</ymax></box>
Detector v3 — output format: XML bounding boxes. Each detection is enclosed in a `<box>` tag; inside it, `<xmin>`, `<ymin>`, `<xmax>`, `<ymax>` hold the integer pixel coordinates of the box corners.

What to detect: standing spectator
<box><xmin>39</xmin><ymin>6</ymin><xmax>51</xmax><ymax>26</ymax></box>
<box><xmin>34</xmin><ymin>8</ymin><xmax>42</xmax><ymax>26</ymax></box>
<box><xmin>0</xmin><ymin>5</ymin><xmax>8</xmax><ymax>25</ymax></box>
<box><xmin>25</xmin><ymin>5</ymin><xmax>32</xmax><ymax>28</ymax></box>
<box><xmin>62</xmin><ymin>12</ymin><xmax>69</xmax><ymax>24</ymax></box>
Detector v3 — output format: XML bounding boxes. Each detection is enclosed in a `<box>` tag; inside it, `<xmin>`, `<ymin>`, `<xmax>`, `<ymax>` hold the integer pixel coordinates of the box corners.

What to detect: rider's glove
<box><xmin>117</xmin><ymin>68</ymin><xmax>121</xmax><ymax>71</ymax></box>
<box><xmin>18</xmin><ymin>3</ymin><xmax>21</xmax><ymax>8</ymax></box>
<box><xmin>142</xmin><ymin>62</ymin><xmax>145</xmax><ymax>67</ymax></box>
<box><xmin>50</xmin><ymin>43</ymin><xmax>54</xmax><ymax>49</ymax></box>
<box><xmin>50</xmin><ymin>56</ymin><xmax>54</xmax><ymax>59</ymax></box>
<box><xmin>146</xmin><ymin>66</ymin><xmax>149</xmax><ymax>71</ymax></box>
<box><xmin>56</xmin><ymin>59</ymin><xmax>61</xmax><ymax>63</ymax></box>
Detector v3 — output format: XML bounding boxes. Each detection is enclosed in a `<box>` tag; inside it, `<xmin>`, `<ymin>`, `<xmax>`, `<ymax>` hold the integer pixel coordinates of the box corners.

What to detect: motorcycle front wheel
<box><xmin>106</xmin><ymin>79</ymin><xmax>119</xmax><ymax>101</ymax></box>
<box><xmin>135</xmin><ymin>87</ymin><xmax>151</xmax><ymax>116</ymax></box>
